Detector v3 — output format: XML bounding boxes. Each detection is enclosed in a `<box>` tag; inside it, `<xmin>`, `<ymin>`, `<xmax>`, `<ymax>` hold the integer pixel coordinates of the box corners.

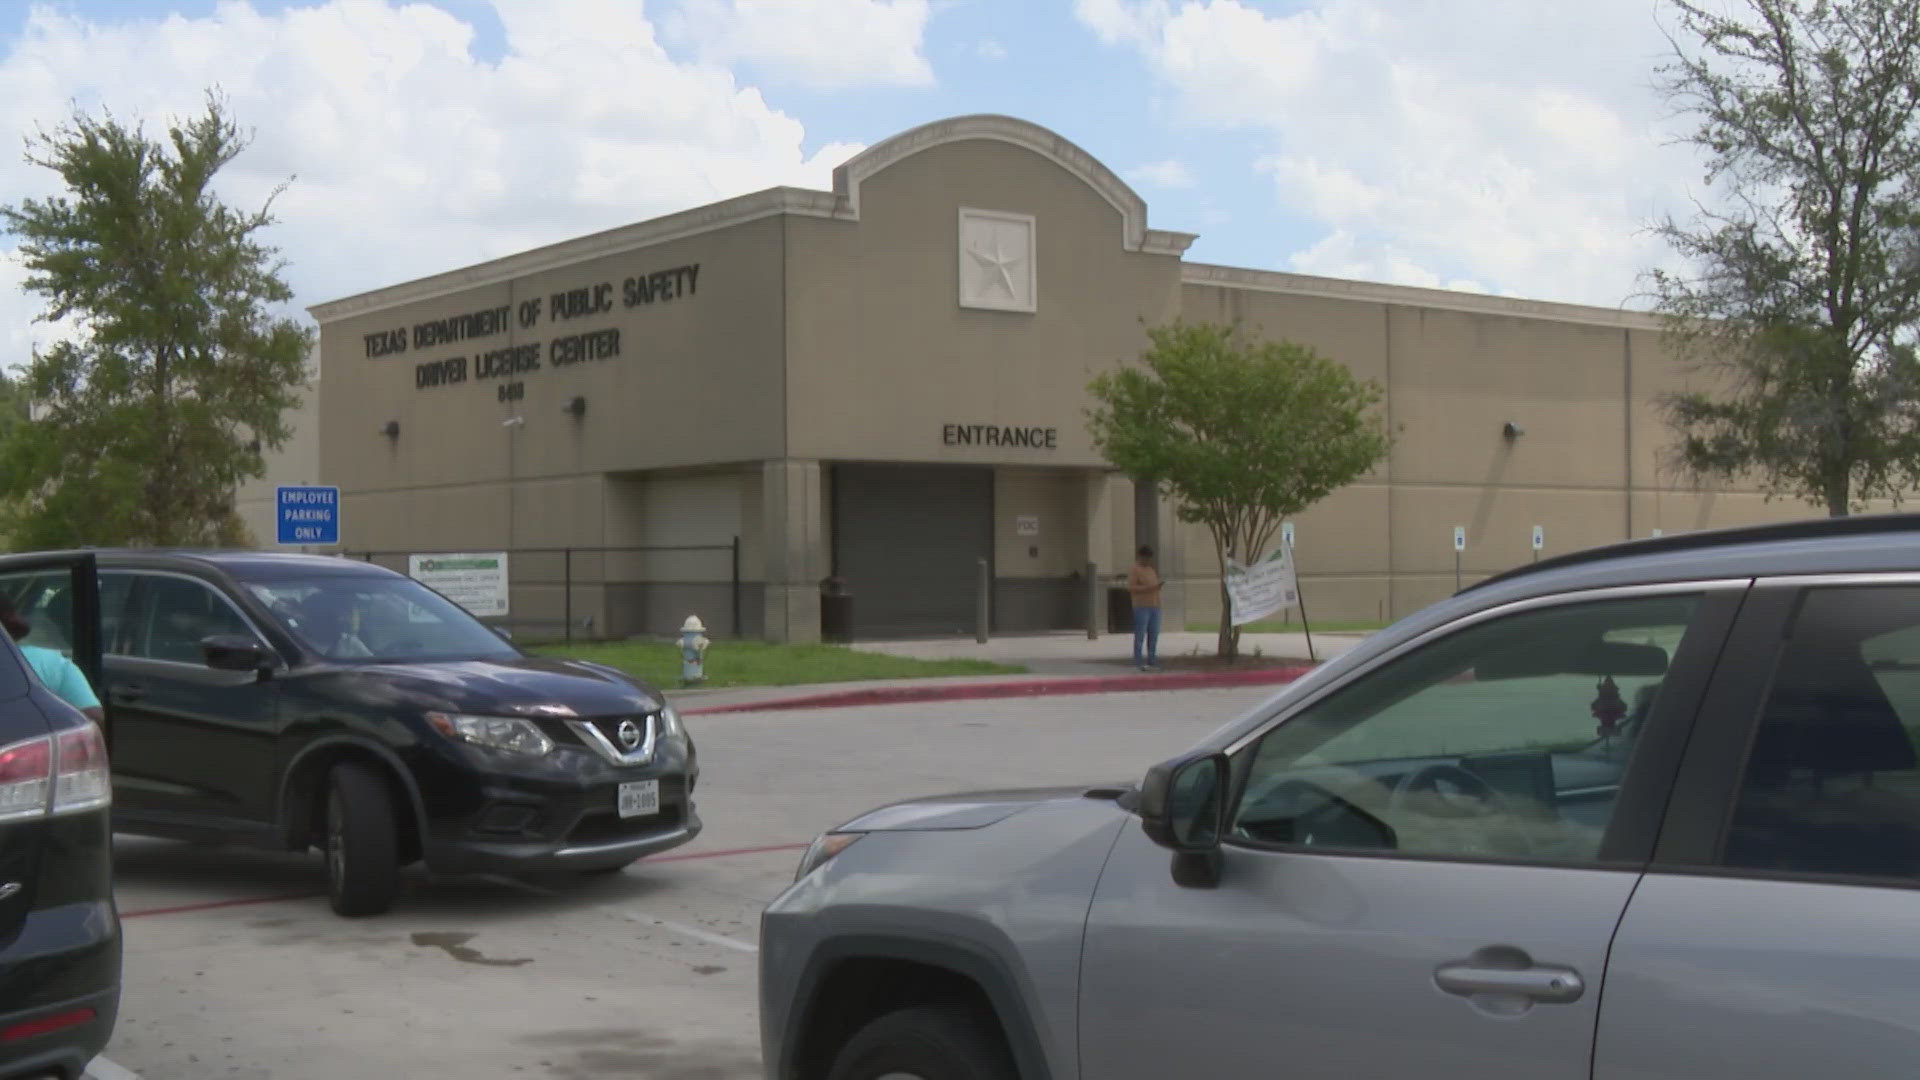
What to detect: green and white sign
<box><xmin>1225</xmin><ymin>545</ymin><xmax>1300</xmax><ymax>626</ymax></box>
<box><xmin>409</xmin><ymin>552</ymin><xmax>510</xmax><ymax>617</ymax></box>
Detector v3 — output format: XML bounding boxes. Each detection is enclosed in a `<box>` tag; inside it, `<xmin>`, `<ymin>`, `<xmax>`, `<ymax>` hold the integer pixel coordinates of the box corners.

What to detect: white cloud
<box><xmin>0</xmin><ymin>0</ymin><xmax>867</xmax><ymax>366</ymax></box>
<box><xmin>1076</xmin><ymin>0</ymin><xmax>1696</xmax><ymax>309</ymax></box>
<box><xmin>664</xmin><ymin>0</ymin><xmax>935</xmax><ymax>90</ymax></box>
<box><xmin>1127</xmin><ymin>158</ymin><xmax>1196</xmax><ymax>189</ymax></box>
<box><xmin>975</xmin><ymin>38</ymin><xmax>1007</xmax><ymax>61</ymax></box>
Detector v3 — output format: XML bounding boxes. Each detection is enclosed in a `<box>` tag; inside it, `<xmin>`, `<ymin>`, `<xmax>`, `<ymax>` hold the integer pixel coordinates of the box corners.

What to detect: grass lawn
<box><xmin>532</xmin><ymin>639</ymin><xmax>1025</xmax><ymax>690</ymax></box>
<box><xmin>1186</xmin><ymin>618</ymin><xmax>1389</xmax><ymax>634</ymax></box>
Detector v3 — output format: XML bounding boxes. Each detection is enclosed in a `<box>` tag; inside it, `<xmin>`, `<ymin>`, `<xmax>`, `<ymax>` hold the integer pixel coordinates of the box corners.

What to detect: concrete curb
<box><xmin>681</xmin><ymin>664</ymin><xmax>1314</xmax><ymax>715</ymax></box>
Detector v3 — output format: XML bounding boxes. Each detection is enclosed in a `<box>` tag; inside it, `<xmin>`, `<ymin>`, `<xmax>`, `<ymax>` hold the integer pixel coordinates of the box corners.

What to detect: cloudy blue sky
<box><xmin>0</xmin><ymin>0</ymin><xmax>1701</xmax><ymax>360</ymax></box>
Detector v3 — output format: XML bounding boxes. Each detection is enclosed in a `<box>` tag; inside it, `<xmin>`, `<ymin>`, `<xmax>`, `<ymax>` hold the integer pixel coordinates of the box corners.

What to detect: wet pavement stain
<box><xmin>519</xmin><ymin>1028</ymin><xmax>760</xmax><ymax>1078</ymax></box>
<box><xmin>410</xmin><ymin>930</ymin><xmax>533</xmax><ymax>967</ymax></box>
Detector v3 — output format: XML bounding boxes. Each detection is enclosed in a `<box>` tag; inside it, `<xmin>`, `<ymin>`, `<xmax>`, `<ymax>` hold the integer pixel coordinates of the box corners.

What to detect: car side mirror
<box><xmin>201</xmin><ymin>634</ymin><xmax>272</xmax><ymax>674</ymax></box>
<box><xmin>1139</xmin><ymin>751</ymin><xmax>1229</xmax><ymax>853</ymax></box>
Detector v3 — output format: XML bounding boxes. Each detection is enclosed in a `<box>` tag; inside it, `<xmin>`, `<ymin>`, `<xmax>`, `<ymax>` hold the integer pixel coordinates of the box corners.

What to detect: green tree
<box><xmin>0</xmin><ymin>369</ymin><xmax>27</xmax><ymax>547</ymax></box>
<box><xmin>1087</xmin><ymin>321</ymin><xmax>1390</xmax><ymax>659</ymax></box>
<box><xmin>0</xmin><ymin>94</ymin><xmax>311</xmax><ymax>548</ymax></box>
<box><xmin>1652</xmin><ymin>0</ymin><xmax>1920</xmax><ymax>517</ymax></box>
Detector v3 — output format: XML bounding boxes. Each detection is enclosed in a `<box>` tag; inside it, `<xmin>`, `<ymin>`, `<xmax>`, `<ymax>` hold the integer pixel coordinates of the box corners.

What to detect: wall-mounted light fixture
<box><xmin>380</xmin><ymin>420</ymin><xmax>400</xmax><ymax>439</ymax></box>
<box><xmin>562</xmin><ymin>396</ymin><xmax>587</xmax><ymax>419</ymax></box>
<box><xmin>1502</xmin><ymin>421</ymin><xmax>1525</xmax><ymax>440</ymax></box>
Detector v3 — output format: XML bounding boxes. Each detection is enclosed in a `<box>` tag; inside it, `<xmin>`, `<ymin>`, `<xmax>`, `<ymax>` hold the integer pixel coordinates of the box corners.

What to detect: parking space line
<box><xmin>115</xmin><ymin>845</ymin><xmax>807</xmax><ymax>921</ymax></box>
<box><xmin>627</xmin><ymin>913</ymin><xmax>758</xmax><ymax>954</ymax></box>
<box><xmin>84</xmin><ymin>1055</ymin><xmax>142</xmax><ymax>1080</ymax></box>
<box><xmin>120</xmin><ymin>892</ymin><xmax>323</xmax><ymax>920</ymax></box>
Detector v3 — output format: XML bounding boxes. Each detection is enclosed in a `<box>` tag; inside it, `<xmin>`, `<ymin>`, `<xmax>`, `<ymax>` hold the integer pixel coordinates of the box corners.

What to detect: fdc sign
<box><xmin>276</xmin><ymin>486</ymin><xmax>340</xmax><ymax>545</ymax></box>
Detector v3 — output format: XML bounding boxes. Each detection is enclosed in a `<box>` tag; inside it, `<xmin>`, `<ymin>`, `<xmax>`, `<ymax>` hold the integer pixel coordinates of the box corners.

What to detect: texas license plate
<box><xmin>618</xmin><ymin>780</ymin><xmax>660</xmax><ymax>818</ymax></box>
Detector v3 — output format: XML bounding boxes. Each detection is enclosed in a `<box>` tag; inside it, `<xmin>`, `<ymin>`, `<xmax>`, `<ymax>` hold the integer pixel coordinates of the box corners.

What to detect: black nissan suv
<box><xmin>0</xmin><ymin>550</ymin><xmax>700</xmax><ymax>917</ymax></box>
<box><xmin>0</xmin><ymin>557</ymin><xmax>118</xmax><ymax>1080</ymax></box>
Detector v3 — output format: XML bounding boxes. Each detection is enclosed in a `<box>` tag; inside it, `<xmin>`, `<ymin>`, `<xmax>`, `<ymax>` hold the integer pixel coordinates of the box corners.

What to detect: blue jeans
<box><xmin>1132</xmin><ymin>606</ymin><xmax>1161</xmax><ymax>667</ymax></box>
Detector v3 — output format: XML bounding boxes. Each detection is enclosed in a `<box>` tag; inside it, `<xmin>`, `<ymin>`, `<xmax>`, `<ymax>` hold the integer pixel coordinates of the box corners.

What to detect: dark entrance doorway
<box><xmin>831</xmin><ymin>464</ymin><xmax>993</xmax><ymax>638</ymax></box>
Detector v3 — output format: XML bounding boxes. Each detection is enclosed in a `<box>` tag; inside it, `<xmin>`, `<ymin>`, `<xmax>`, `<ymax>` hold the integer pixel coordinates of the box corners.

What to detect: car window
<box><xmin>0</xmin><ymin>568</ymin><xmax>129</xmax><ymax>656</ymax></box>
<box><xmin>128</xmin><ymin>575</ymin><xmax>260</xmax><ymax>664</ymax></box>
<box><xmin>245</xmin><ymin>576</ymin><xmax>518</xmax><ymax>662</ymax></box>
<box><xmin>1724</xmin><ymin>586</ymin><xmax>1920</xmax><ymax>881</ymax></box>
<box><xmin>1232</xmin><ymin>592</ymin><xmax>1703</xmax><ymax>863</ymax></box>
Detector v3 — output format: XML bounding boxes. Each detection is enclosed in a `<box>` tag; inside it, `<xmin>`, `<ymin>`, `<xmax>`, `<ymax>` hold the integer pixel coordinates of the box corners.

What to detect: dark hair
<box><xmin>0</xmin><ymin>596</ymin><xmax>27</xmax><ymax>641</ymax></box>
<box><xmin>1137</xmin><ymin>545</ymin><xmax>1155</xmax><ymax>559</ymax></box>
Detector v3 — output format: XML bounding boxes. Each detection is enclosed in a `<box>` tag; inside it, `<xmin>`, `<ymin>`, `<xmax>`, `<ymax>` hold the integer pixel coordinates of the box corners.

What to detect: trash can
<box><xmin>820</xmin><ymin>577</ymin><xmax>854</xmax><ymax>643</ymax></box>
<box><xmin>1107</xmin><ymin>586</ymin><xmax>1133</xmax><ymax>634</ymax></box>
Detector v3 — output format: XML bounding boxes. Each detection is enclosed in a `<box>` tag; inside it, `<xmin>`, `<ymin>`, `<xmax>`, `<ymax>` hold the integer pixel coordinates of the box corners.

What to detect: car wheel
<box><xmin>826</xmin><ymin>1006</ymin><xmax>1016</xmax><ymax>1080</ymax></box>
<box><xmin>324</xmin><ymin>761</ymin><xmax>401</xmax><ymax>917</ymax></box>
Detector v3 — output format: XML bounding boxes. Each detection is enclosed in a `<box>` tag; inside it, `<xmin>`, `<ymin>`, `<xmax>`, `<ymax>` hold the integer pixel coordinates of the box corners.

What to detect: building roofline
<box><xmin>309</xmin><ymin>114</ymin><xmax>1203</xmax><ymax>324</ymax></box>
<box><xmin>830</xmin><ymin>113</ymin><xmax>1194</xmax><ymax>255</ymax></box>
<box><xmin>1180</xmin><ymin>263</ymin><xmax>1667</xmax><ymax>331</ymax></box>
<box><xmin>307</xmin><ymin>115</ymin><xmax>1657</xmax><ymax>333</ymax></box>
<box><xmin>307</xmin><ymin>186</ymin><xmax>851</xmax><ymax>323</ymax></box>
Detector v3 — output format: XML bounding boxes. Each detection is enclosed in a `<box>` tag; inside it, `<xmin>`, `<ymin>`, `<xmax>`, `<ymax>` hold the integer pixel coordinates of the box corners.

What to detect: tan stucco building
<box><xmin>287</xmin><ymin>114</ymin><xmax>1835</xmax><ymax>642</ymax></box>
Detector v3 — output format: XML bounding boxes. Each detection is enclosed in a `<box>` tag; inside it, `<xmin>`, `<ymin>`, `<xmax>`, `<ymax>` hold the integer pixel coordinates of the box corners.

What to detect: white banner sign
<box><xmin>1226</xmin><ymin>545</ymin><xmax>1300</xmax><ymax>626</ymax></box>
<box><xmin>409</xmin><ymin>552</ymin><xmax>510</xmax><ymax>617</ymax></box>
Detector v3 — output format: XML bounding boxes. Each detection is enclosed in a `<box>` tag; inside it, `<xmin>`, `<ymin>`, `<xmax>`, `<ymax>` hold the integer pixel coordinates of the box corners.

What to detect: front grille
<box><xmin>566</xmin><ymin>712</ymin><xmax>659</xmax><ymax>764</ymax></box>
<box><xmin>581</xmin><ymin>713</ymin><xmax>654</xmax><ymax>747</ymax></box>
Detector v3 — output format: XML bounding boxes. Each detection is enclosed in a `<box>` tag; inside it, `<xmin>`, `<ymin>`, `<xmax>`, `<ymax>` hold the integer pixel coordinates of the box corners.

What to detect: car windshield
<box><xmin>246</xmin><ymin>576</ymin><xmax>520</xmax><ymax>662</ymax></box>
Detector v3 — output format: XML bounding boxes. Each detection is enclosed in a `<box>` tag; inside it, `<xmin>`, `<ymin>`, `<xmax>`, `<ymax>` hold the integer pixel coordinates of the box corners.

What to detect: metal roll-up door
<box><xmin>832</xmin><ymin>464</ymin><xmax>993</xmax><ymax>638</ymax></box>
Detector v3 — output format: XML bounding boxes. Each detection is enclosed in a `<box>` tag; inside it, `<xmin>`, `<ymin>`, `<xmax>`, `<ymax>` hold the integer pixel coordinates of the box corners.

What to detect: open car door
<box><xmin>0</xmin><ymin>553</ymin><xmax>104</xmax><ymax>728</ymax></box>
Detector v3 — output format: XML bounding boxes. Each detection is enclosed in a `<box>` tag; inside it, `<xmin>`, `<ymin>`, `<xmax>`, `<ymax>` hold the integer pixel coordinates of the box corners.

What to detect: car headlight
<box><xmin>427</xmin><ymin>712</ymin><xmax>554</xmax><ymax>756</ymax></box>
<box><xmin>656</xmin><ymin>703</ymin><xmax>684</xmax><ymax>739</ymax></box>
<box><xmin>794</xmin><ymin>832</ymin><xmax>864</xmax><ymax>883</ymax></box>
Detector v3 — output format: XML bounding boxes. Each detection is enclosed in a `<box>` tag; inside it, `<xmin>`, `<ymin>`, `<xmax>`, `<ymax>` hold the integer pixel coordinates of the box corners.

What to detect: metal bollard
<box><xmin>1086</xmin><ymin>561</ymin><xmax>1099</xmax><ymax>640</ymax></box>
<box><xmin>976</xmin><ymin>558</ymin><xmax>990</xmax><ymax>644</ymax></box>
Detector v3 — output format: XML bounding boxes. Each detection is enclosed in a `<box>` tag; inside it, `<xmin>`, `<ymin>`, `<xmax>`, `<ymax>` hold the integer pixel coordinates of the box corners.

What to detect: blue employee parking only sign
<box><xmin>277</xmin><ymin>486</ymin><xmax>340</xmax><ymax>545</ymax></box>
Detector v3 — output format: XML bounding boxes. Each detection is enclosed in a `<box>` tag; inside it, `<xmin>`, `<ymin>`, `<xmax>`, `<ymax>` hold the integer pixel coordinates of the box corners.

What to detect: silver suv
<box><xmin>762</xmin><ymin>515</ymin><xmax>1920</xmax><ymax>1080</ymax></box>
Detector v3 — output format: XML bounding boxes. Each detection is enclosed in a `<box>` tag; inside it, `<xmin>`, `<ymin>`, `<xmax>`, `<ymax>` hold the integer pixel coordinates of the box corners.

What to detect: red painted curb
<box><xmin>121</xmin><ymin>891</ymin><xmax>323</xmax><ymax>920</ymax></box>
<box><xmin>682</xmin><ymin>664</ymin><xmax>1315</xmax><ymax>716</ymax></box>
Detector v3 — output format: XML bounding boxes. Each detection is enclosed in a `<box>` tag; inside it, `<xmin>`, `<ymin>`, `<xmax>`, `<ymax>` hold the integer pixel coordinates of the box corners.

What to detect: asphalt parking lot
<box><xmin>93</xmin><ymin>683</ymin><xmax>1279</xmax><ymax>1079</ymax></box>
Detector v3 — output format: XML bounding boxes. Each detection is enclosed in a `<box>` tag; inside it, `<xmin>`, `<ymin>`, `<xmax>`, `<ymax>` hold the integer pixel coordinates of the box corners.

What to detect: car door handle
<box><xmin>111</xmin><ymin>685</ymin><xmax>147</xmax><ymax>703</ymax></box>
<box><xmin>1434</xmin><ymin>962</ymin><xmax>1585</xmax><ymax>1004</ymax></box>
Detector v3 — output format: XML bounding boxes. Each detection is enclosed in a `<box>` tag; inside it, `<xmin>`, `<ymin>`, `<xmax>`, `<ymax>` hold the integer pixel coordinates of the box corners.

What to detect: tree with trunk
<box><xmin>1087</xmin><ymin>320</ymin><xmax>1390</xmax><ymax>659</ymax></box>
<box><xmin>0</xmin><ymin>94</ymin><xmax>311</xmax><ymax>548</ymax></box>
<box><xmin>1652</xmin><ymin>0</ymin><xmax>1920</xmax><ymax>517</ymax></box>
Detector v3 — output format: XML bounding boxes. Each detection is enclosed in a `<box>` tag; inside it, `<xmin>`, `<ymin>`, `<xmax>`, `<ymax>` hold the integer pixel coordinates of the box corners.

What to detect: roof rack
<box><xmin>1460</xmin><ymin>511</ymin><xmax>1920</xmax><ymax>596</ymax></box>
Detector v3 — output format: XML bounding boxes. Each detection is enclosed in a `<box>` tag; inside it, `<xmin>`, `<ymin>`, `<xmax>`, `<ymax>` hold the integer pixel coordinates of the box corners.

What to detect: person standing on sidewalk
<box><xmin>1128</xmin><ymin>545</ymin><xmax>1162</xmax><ymax>672</ymax></box>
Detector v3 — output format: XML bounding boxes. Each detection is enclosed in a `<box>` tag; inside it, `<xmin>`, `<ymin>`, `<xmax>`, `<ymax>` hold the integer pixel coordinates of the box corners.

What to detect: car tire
<box><xmin>826</xmin><ymin>1005</ymin><xmax>1016</xmax><ymax>1080</ymax></box>
<box><xmin>324</xmin><ymin>761</ymin><xmax>401</xmax><ymax>917</ymax></box>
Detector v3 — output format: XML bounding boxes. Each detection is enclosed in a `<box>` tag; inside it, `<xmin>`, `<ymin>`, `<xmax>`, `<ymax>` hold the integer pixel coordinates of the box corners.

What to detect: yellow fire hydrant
<box><xmin>679</xmin><ymin>615</ymin><xmax>711</xmax><ymax>686</ymax></box>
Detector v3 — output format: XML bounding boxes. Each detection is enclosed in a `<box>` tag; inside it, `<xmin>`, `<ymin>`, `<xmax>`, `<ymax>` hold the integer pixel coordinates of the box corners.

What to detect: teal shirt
<box><xmin>19</xmin><ymin>643</ymin><xmax>99</xmax><ymax>710</ymax></box>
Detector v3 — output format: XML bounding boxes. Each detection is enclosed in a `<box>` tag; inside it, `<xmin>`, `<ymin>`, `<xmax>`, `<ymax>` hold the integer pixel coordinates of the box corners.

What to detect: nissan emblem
<box><xmin>616</xmin><ymin>719</ymin><xmax>643</xmax><ymax>750</ymax></box>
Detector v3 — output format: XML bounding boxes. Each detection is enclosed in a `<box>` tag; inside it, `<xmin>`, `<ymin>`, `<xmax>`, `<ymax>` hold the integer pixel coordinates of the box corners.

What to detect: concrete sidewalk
<box><xmin>664</xmin><ymin>629</ymin><xmax>1371</xmax><ymax>714</ymax></box>
<box><xmin>851</xmin><ymin>628</ymin><xmax>1368</xmax><ymax>676</ymax></box>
